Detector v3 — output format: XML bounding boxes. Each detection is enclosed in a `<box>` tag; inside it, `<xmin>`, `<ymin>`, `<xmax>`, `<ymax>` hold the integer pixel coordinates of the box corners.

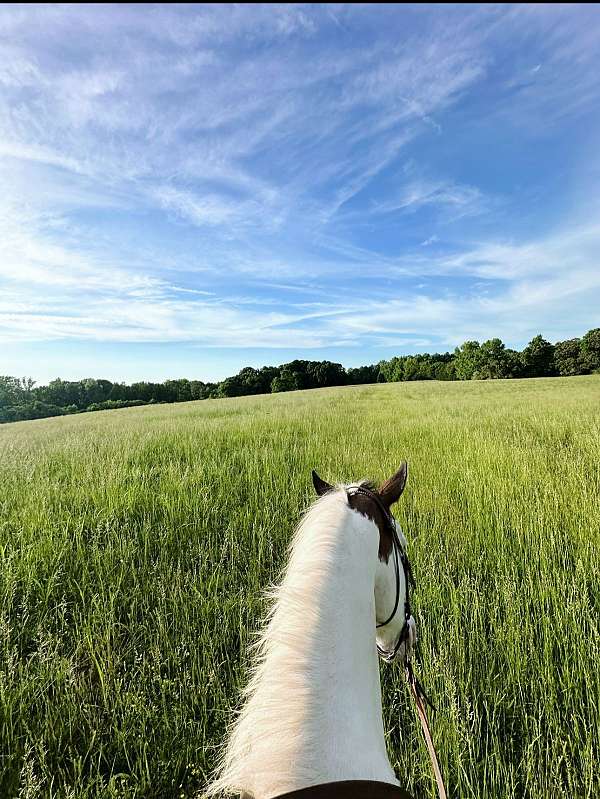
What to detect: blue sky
<box><xmin>1</xmin><ymin>4</ymin><xmax>600</xmax><ymax>384</ymax></box>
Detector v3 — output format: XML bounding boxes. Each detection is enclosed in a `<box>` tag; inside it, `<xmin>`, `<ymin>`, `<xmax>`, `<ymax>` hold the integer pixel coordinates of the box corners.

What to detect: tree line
<box><xmin>1</xmin><ymin>328</ymin><xmax>599</xmax><ymax>424</ymax></box>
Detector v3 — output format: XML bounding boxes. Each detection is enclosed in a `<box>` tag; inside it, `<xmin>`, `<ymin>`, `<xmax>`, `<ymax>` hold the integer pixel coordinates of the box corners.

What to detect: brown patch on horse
<box><xmin>348</xmin><ymin>464</ymin><xmax>408</xmax><ymax>563</ymax></box>
<box><xmin>379</xmin><ymin>463</ymin><xmax>408</xmax><ymax>509</ymax></box>
<box><xmin>311</xmin><ymin>464</ymin><xmax>408</xmax><ymax>564</ymax></box>
<box><xmin>347</xmin><ymin>482</ymin><xmax>394</xmax><ymax>563</ymax></box>
<box><xmin>273</xmin><ymin>779</ymin><xmax>413</xmax><ymax>798</ymax></box>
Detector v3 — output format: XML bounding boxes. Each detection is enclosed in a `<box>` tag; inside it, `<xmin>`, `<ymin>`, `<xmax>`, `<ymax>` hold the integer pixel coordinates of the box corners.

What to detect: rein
<box><xmin>347</xmin><ymin>485</ymin><xmax>447</xmax><ymax>799</ymax></box>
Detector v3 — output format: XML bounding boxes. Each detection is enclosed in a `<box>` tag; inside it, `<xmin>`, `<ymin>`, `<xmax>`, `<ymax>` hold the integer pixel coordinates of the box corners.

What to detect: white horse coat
<box><xmin>205</xmin><ymin>469</ymin><xmax>410</xmax><ymax>799</ymax></box>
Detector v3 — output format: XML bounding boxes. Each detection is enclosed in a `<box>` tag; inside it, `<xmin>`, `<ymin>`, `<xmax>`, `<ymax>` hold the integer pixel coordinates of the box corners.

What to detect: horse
<box><xmin>203</xmin><ymin>463</ymin><xmax>418</xmax><ymax>799</ymax></box>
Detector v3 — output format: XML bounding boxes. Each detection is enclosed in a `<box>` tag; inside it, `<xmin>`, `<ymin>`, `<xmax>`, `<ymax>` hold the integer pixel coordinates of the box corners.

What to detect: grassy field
<box><xmin>0</xmin><ymin>376</ymin><xmax>599</xmax><ymax>799</ymax></box>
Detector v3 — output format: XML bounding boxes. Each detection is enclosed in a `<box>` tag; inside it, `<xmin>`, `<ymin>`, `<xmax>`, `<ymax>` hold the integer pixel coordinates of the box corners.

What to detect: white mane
<box><xmin>203</xmin><ymin>484</ymin><xmax>398</xmax><ymax>799</ymax></box>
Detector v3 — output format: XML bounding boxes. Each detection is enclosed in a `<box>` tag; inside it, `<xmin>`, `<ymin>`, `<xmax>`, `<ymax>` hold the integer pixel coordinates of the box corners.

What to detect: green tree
<box><xmin>217</xmin><ymin>375</ymin><xmax>245</xmax><ymax>398</ymax></box>
<box><xmin>504</xmin><ymin>349</ymin><xmax>524</xmax><ymax>378</ymax></box>
<box><xmin>189</xmin><ymin>381</ymin><xmax>208</xmax><ymax>400</ymax></box>
<box><xmin>256</xmin><ymin>366</ymin><xmax>280</xmax><ymax>393</ymax></box>
<box><xmin>346</xmin><ymin>364</ymin><xmax>381</xmax><ymax>384</ymax></box>
<box><xmin>432</xmin><ymin>360</ymin><xmax>456</xmax><ymax>380</ymax></box>
<box><xmin>277</xmin><ymin>360</ymin><xmax>312</xmax><ymax>389</ymax></box>
<box><xmin>307</xmin><ymin>361</ymin><xmax>346</xmax><ymax>388</ymax></box>
<box><xmin>554</xmin><ymin>338</ymin><xmax>584</xmax><ymax>376</ymax></box>
<box><xmin>475</xmin><ymin>339</ymin><xmax>513</xmax><ymax>379</ymax></box>
<box><xmin>0</xmin><ymin>376</ymin><xmax>28</xmax><ymax>408</ymax></box>
<box><xmin>127</xmin><ymin>381</ymin><xmax>159</xmax><ymax>403</ymax></box>
<box><xmin>37</xmin><ymin>378</ymin><xmax>82</xmax><ymax>408</ymax></box>
<box><xmin>162</xmin><ymin>379</ymin><xmax>192</xmax><ymax>402</ymax></box>
<box><xmin>402</xmin><ymin>356</ymin><xmax>422</xmax><ymax>381</ymax></box>
<box><xmin>378</xmin><ymin>357</ymin><xmax>402</xmax><ymax>382</ymax></box>
<box><xmin>80</xmin><ymin>378</ymin><xmax>113</xmax><ymax>406</ymax></box>
<box><xmin>521</xmin><ymin>335</ymin><xmax>556</xmax><ymax>377</ymax></box>
<box><xmin>271</xmin><ymin>369</ymin><xmax>300</xmax><ymax>393</ymax></box>
<box><xmin>580</xmin><ymin>328</ymin><xmax>600</xmax><ymax>372</ymax></box>
<box><xmin>454</xmin><ymin>341</ymin><xmax>483</xmax><ymax>380</ymax></box>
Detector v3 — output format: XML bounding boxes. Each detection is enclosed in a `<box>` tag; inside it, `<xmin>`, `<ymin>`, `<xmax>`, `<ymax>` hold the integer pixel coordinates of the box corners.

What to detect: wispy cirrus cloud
<box><xmin>3</xmin><ymin>191</ymin><xmax>599</xmax><ymax>354</ymax></box>
<box><xmin>370</xmin><ymin>179</ymin><xmax>485</xmax><ymax>218</ymax></box>
<box><xmin>1</xmin><ymin>4</ymin><xmax>599</xmax><ymax>381</ymax></box>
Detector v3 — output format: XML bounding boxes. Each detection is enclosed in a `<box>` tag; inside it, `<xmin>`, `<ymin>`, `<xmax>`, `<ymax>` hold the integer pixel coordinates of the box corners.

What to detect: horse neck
<box><xmin>218</xmin><ymin>492</ymin><xmax>399</xmax><ymax>799</ymax></box>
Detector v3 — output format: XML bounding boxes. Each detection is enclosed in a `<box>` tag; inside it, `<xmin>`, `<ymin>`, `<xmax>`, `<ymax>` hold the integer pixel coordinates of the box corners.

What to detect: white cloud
<box><xmin>1</xmin><ymin>4</ymin><xmax>599</xmax><ymax>365</ymax></box>
<box><xmin>150</xmin><ymin>186</ymin><xmax>240</xmax><ymax>228</ymax></box>
<box><xmin>2</xmin><ymin>198</ymin><xmax>599</xmax><ymax>351</ymax></box>
<box><xmin>370</xmin><ymin>180</ymin><xmax>485</xmax><ymax>218</ymax></box>
<box><xmin>434</xmin><ymin>223</ymin><xmax>600</xmax><ymax>281</ymax></box>
<box><xmin>0</xmin><ymin>5</ymin><xmax>491</xmax><ymax>226</ymax></box>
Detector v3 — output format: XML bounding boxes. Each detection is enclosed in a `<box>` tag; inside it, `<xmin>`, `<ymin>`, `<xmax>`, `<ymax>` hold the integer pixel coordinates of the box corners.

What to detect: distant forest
<box><xmin>1</xmin><ymin>328</ymin><xmax>599</xmax><ymax>424</ymax></box>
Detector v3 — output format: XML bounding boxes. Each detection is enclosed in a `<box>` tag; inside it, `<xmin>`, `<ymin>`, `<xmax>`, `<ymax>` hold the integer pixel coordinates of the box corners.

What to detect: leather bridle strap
<box><xmin>406</xmin><ymin>663</ymin><xmax>447</xmax><ymax>799</ymax></box>
<box><xmin>377</xmin><ymin>530</ymin><xmax>401</xmax><ymax>629</ymax></box>
<box><xmin>347</xmin><ymin>484</ymin><xmax>446</xmax><ymax>799</ymax></box>
<box><xmin>346</xmin><ymin>485</ymin><xmax>413</xmax><ymax>651</ymax></box>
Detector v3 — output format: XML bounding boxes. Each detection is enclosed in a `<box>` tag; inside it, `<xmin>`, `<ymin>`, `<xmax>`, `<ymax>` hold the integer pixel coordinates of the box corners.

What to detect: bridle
<box><xmin>346</xmin><ymin>484</ymin><xmax>448</xmax><ymax>799</ymax></box>
<box><xmin>346</xmin><ymin>484</ymin><xmax>416</xmax><ymax>663</ymax></box>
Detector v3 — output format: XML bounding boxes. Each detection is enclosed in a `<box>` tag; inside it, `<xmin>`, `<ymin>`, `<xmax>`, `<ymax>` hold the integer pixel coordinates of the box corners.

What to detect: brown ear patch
<box><xmin>347</xmin><ymin>483</ymin><xmax>394</xmax><ymax>563</ymax></box>
<box><xmin>378</xmin><ymin>463</ymin><xmax>408</xmax><ymax>509</ymax></box>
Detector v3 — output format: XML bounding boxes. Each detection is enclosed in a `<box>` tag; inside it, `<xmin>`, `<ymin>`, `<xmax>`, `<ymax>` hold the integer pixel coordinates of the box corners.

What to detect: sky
<box><xmin>1</xmin><ymin>4</ymin><xmax>600</xmax><ymax>384</ymax></box>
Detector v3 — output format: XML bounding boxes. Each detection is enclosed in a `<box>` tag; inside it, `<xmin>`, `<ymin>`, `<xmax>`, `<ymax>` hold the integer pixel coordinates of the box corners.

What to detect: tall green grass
<box><xmin>1</xmin><ymin>376</ymin><xmax>599</xmax><ymax>798</ymax></box>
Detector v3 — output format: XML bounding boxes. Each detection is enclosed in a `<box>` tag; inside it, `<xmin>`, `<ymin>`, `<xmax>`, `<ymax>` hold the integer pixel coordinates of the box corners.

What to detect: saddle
<box><xmin>272</xmin><ymin>780</ymin><xmax>413</xmax><ymax>798</ymax></box>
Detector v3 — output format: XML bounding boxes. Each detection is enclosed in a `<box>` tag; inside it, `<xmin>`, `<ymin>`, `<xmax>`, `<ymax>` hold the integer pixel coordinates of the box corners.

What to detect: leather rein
<box><xmin>346</xmin><ymin>485</ymin><xmax>447</xmax><ymax>799</ymax></box>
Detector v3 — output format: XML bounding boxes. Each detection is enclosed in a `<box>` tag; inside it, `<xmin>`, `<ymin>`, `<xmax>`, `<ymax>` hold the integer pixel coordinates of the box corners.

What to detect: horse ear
<box><xmin>378</xmin><ymin>462</ymin><xmax>408</xmax><ymax>508</ymax></box>
<box><xmin>312</xmin><ymin>470</ymin><xmax>333</xmax><ymax>496</ymax></box>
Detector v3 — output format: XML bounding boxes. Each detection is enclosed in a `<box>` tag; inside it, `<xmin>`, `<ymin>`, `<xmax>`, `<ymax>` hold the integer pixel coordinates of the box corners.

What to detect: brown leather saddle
<box><xmin>272</xmin><ymin>780</ymin><xmax>413</xmax><ymax>798</ymax></box>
